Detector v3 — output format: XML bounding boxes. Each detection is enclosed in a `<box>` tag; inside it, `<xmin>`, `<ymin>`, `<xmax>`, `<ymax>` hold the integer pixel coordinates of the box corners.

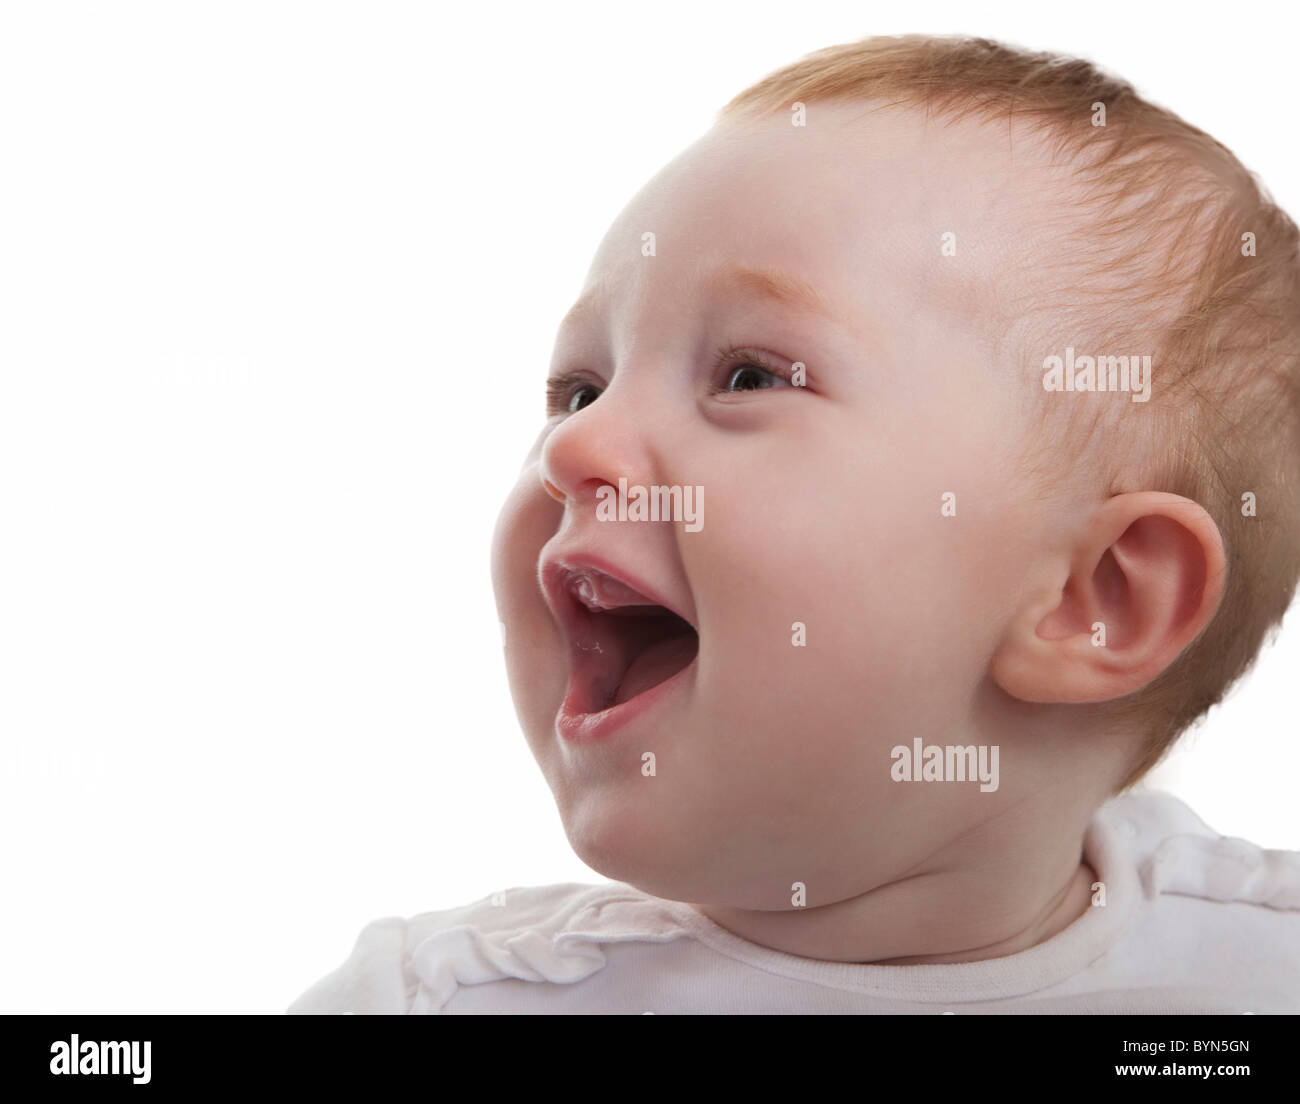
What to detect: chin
<box><xmin>556</xmin><ymin>789</ymin><xmax>722</xmax><ymax>902</ymax></box>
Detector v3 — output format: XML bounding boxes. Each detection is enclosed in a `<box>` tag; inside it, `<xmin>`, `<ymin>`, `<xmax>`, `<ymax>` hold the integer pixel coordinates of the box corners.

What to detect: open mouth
<box><xmin>548</xmin><ymin>564</ymin><xmax>699</xmax><ymax>716</ymax></box>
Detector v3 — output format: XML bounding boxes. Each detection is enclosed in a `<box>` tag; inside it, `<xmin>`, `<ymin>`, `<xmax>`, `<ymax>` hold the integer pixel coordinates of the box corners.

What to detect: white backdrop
<box><xmin>1</xmin><ymin>0</ymin><xmax>1296</xmax><ymax>1013</ymax></box>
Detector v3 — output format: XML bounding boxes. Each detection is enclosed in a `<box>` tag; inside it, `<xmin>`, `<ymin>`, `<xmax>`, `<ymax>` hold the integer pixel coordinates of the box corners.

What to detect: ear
<box><xmin>990</xmin><ymin>492</ymin><xmax>1227</xmax><ymax>704</ymax></box>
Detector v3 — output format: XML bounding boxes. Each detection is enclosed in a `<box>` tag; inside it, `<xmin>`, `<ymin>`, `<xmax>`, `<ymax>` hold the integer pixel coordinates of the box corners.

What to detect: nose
<box><xmin>538</xmin><ymin>380</ymin><xmax>653</xmax><ymax>510</ymax></box>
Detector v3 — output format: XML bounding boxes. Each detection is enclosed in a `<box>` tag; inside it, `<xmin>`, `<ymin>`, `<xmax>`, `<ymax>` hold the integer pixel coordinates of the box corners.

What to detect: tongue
<box><xmin>613</xmin><ymin>633</ymin><xmax>698</xmax><ymax>706</ymax></box>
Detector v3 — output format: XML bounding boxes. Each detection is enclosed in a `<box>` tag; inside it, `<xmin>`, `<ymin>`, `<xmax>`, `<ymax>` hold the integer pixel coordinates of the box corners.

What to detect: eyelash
<box><xmin>708</xmin><ymin>343</ymin><xmax>795</xmax><ymax>394</ymax></box>
<box><xmin>545</xmin><ymin>344</ymin><xmax>794</xmax><ymax>415</ymax></box>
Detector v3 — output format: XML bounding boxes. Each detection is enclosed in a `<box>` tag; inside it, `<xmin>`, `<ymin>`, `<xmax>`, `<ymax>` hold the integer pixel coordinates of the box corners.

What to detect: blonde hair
<box><xmin>718</xmin><ymin>35</ymin><xmax>1300</xmax><ymax>790</ymax></box>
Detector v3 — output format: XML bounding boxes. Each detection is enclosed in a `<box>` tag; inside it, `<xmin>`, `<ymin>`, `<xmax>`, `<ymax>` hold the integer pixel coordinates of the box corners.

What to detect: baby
<box><xmin>288</xmin><ymin>34</ymin><xmax>1300</xmax><ymax>1013</ymax></box>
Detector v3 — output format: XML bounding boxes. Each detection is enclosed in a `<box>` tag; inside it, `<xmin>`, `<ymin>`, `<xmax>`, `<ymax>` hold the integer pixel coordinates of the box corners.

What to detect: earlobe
<box><xmin>990</xmin><ymin>492</ymin><xmax>1227</xmax><ymax>705</ymax></box>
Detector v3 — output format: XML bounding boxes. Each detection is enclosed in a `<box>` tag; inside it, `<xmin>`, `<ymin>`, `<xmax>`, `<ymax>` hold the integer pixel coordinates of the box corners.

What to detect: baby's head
<box><xmin>490</xmin><ymin>36</ymin><xmax>1300</xmax><ymax>916</ymax></box>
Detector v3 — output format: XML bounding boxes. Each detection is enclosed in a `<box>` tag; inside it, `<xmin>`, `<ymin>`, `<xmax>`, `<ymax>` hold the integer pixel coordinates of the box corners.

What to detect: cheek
<box><xmin>690</xmin><ymin>458</ymin><xmax>983</xmax><ymax>745</ymax></box>
<box><xmin>489</xmin><ymin>423</ymin><xmax>562</xmax><ymax>612</ymax></box>
<box><xmin>490</xmin><ymin>465</ymin><xmax>567</xmax><ymax>723</ymax></box>
<box><xmin>489</xmin><ymin>433</ymin><xmax>567</xmax><ymax>597</ymax></box>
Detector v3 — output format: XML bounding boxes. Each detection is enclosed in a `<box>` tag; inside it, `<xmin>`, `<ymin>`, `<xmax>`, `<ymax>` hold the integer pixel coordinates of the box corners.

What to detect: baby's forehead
<box><xmin>709</xmin><ymin>102</ymin><xmax>1075</xmax><ymax>234</ymax></box>
<box><xmin>596</xmin><ymin>103</ymin><xmax>1083</xmax><ymax>336</ymax></box>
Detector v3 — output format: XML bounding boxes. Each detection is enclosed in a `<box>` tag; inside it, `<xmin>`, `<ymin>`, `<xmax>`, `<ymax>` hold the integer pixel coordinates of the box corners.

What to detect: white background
<box><xmin>1</xmin><ymin>0</ymin><xmax>1296</xmax><ymax>1013</ymax></box>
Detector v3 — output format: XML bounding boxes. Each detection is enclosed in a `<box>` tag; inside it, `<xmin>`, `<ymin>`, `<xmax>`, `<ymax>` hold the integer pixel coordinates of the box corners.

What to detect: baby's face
<box><xmin>492</xmin><ymin>102</ymin><xmax>1078</xmax><ymax>907</ymax></box>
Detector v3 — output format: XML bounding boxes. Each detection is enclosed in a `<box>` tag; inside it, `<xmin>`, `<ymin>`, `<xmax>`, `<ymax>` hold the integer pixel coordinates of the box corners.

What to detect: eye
<box><xmin>724</xmin><ymin>363</ymin><xmax>780</xmax><ymax>391</ymax></box>
<box><xmin>567</xmin><ymin>384</ymin><xmax>601</xmax><ymax>412</ymax></box>
<box><xmin>712</xmin><ymin>344</ymin><xmax>795</xmax><ymax>393</ymax></box>
<box><xmin>546</xmin><ymin>373</ymin><xmax>603</xmax><ymax>416</ymax></box>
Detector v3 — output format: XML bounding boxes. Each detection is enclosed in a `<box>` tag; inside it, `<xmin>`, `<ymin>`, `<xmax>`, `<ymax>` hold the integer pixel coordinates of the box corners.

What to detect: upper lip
<box><xmin>538</xmin><ymin>547</ymin><xmax>695</xmax><ymax>639</ymax></box>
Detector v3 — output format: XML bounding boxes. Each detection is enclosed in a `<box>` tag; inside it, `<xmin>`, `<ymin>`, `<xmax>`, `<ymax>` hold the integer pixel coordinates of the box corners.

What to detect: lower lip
<box><xmin>554</xmin><ymin>657</ymin><xmax>697</xmax><ymax>744</ymax></box>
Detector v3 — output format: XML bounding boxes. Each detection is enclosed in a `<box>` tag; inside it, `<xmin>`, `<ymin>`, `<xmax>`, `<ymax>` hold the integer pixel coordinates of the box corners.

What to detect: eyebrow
<box><xmin>558</xmin><ymin>261</ymin><xmax>842</xmax><ymax>332</ymax></box>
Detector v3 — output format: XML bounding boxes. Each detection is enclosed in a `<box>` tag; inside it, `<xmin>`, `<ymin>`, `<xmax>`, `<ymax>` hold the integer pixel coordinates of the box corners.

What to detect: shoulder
<box><xmin>285</xmin><ymin>915</ymin><xmax>410</xmax><ymax>1014</ymax></box>
<box><xmin>1102</xmin><ymin>789</ymin><xmax>1300</xmax><ymax>911</ymax></box>
<box><xmin>286</xmin><ymin>881</ymin><xmax>683</xmax><ymax>1014</ymax></box>
<box><xmin>1094</xmin><ymin>789</ymin><xmax>1300</xmax><ymax>1009</ymax></box>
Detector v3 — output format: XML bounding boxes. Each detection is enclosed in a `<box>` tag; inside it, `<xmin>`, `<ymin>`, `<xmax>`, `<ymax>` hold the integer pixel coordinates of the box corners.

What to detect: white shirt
<box><xmin>286</xmin><ymin>791</ymin><xmax>1300</xmax><ymax>1013</ymax></box>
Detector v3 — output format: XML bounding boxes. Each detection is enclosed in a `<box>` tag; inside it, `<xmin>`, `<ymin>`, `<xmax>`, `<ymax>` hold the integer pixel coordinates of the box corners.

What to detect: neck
<box><xmin>691</xmin><ymin>808</ymin><xmax>1101</xmax><ymax>965</ymax></box>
